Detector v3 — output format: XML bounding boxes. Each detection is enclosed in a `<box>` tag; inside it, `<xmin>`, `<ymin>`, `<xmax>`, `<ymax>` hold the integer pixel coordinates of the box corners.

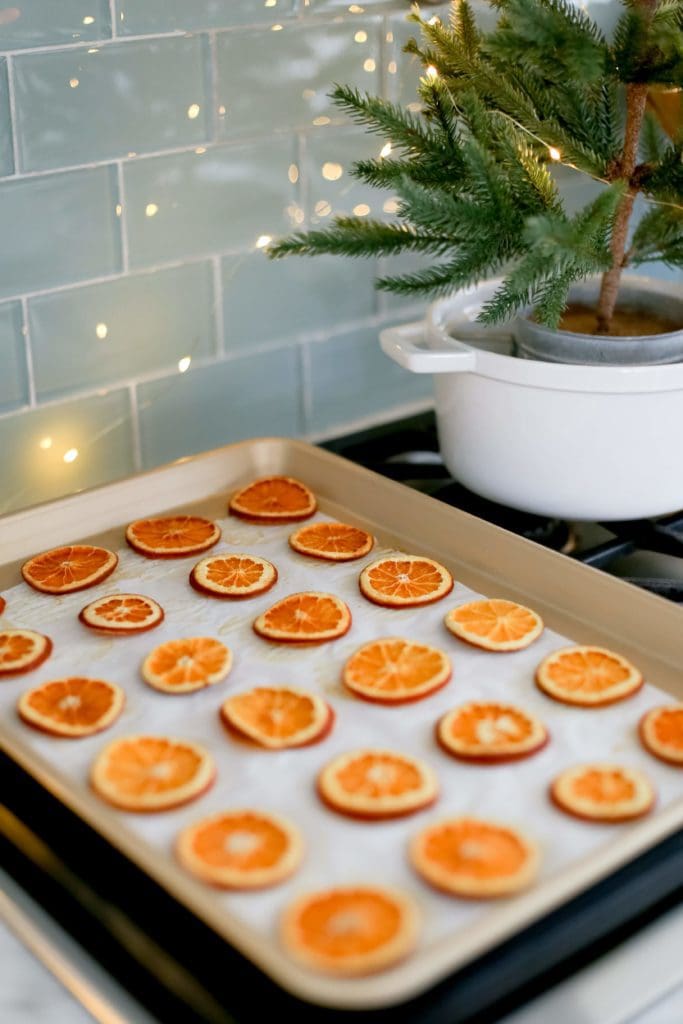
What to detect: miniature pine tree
<box><xmin>269</xmin><ymin>0</ymin><xmax>683</xmax><ymax>333</ymax></box>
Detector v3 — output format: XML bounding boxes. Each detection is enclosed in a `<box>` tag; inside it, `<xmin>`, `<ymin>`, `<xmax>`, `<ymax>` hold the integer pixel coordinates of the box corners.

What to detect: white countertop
<box><xmin>1</xmin><ymin>865</ymin><xmax>682</xmax><ymax>1024</ymax></box>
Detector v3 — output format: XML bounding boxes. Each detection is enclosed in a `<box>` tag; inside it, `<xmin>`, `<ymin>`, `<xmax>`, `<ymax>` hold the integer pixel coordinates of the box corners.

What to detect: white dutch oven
<box><xmin>380</xmin><ymin>276</ymin><xmax>683</xmax><ymax>521</ymax></box>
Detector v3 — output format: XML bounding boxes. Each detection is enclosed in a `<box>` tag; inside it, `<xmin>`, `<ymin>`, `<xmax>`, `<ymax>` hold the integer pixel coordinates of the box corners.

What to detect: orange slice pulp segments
<box><xmin>289</xmin><ymin>521</ymin><xmax>374</xmax><ymax>562</ymax></box>
<box><xmin>318</xmin><ymin>749</ymin><xmax>438</xmax><ymax>820</ymax></box>
<box><xmin>437</xmin><ymin>702</ymin><xmax>548</xmax><ymax>762</ymax></box>
<box><xmin>551</xmin><ymin>763</ymin><xmax>655</xmax><ymax>822</ymax></box>
<box><xmin>0</xmin><ymin>629</ymin><xmax>53</xmax><ymax>676</ymax></box>
<box><xmin>18</xmin><ymin>677</ymin><xmax>124</xmax><ymax>737</ymax></box>
<box><xmin>410</xmin><ymin>817</ymin><xmax>539</xmax><ymax>897</ymax></box>
<box><xmin>22</xmin><ymin>545</ymin><xmax>118</xmax><ymax>594</ymax></box>
<box><xmin>253</xmin><ymin>592</ymin><xmax>351</xmax><ymax>644</ymax></box>
<box><xmin>126</xmin><ymin>516</ymin><xmax>220</xmax><ymax>558</ymax></box>
<box><xmin>220</xmin><ymin>686</ymin><xmax>333</xmax><ymax>749</ymax></box>
<box><xmin>640</xmin><ymin>705</ymin><xmax>683</xmax><ymax>765</ymax></box>
<box><xmin>79</xmin><ymin>593</ymin><xmax>164</xmax><ymax>634</ymax></box>
<box><xmin>176</xmin><ymin>809</ymin><xmax>304</xmax><ymax>889</ymax></box>
<box><xmin>91</xmin><ymin>735</ymin><xmax>215</xmax><ymax>811</ymax></box>
<box><xmin>281</xmin><ymin>886</ymin><xmax>419</xmax><ymax>976</ymax></box>
<box><xmin>142</xmin><ymin>637</ymin><xmax>232</xmax><ymax>694</ymax></box>
<box><xmin>229</xmin><ymin>475</ymin><xmax>316</xmax><ymax>523</ymax></box>
<box><xmin>190</xmin><ymin>553</ymin><xmax>277</xmax><ymax>598</ymax></box>
<box><xmin>342</xmin><ymin>637</ymin><xmax>451</xmax><ymax>704</ymax></box>
<box><xmin>536</xmin><ymin>646</ymin><xmax>643</xmax><ymax>706</ymax></box>
<box><xmin>444</xmin><ymin>599</ymin><xmax>543</xmax><ymax>652</ymax></box>
<box><xmin>359</xmin><ymin>555</ymin><xmax>453</xmax><ymax>608</ymax></box>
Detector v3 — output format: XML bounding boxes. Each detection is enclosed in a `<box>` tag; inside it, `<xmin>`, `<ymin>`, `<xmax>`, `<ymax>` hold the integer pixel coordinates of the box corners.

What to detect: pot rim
<box><xmin>427</xmin><ymin>274</ymin><xmax>683</xmax><ymax>393</ymax></box>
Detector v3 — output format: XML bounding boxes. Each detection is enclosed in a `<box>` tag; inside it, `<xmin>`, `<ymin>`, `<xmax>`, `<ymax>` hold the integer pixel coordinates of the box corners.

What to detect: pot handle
<box><xmin>379</xmin><ymin>321</ymin><xmax>477</xmax><ymax>374</ymax></box>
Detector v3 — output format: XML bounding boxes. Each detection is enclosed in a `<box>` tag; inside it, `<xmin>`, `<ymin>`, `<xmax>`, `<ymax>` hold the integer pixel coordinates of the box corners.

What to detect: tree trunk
<box><xmin>595</xmin><ymin>82</ymin><xmax>649</xmax><ymax>334</ymax></box>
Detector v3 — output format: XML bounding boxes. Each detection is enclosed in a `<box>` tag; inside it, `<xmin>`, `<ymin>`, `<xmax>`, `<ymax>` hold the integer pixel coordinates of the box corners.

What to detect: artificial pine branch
<box><xmin>269</xmin><ymin>0</ymin><xmax>683</xmax><ymax>331</ymax></box>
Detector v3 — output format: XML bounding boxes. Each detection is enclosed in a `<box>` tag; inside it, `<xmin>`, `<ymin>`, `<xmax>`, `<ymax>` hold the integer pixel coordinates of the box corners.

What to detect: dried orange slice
<box><xmin>22</xmin><ymin>545</ymin><xmax>118</xmax><ymax>594</ymax></box>
<box><xmin>0</xmin><ymin>629</ymin><xmax>53</xmax><ymax>677</ymax></box>
<box><xmin>220</xmin><ymin>686</ymin><xmax>333</xmax><ymax>749</ymax></box>
<box><xmin>289</xmin><ymin>521</ymin><xmax>373</xmax><ymax>562</ymax></box>
<box><xmin>142</xmin><ymin>637</ymin><xmax>232</xmax><ymax>694</ymax></box>
<box><xmin>640</xmin><ymin>705</ymin><xmax>683</xmax><ymax>766</ymax></box>
<box><xmin>551</xmin><ymin>764</ymin><xmax>655</xmax><ymax>822</ymax></box>
<box><xmin>281</xmin><ymin>886</ymin><xmax>419</xmax><ymax>976</ymax></box>
<box><xmin>79</xmin><ymin>593</ymin><xmax>164</xmax><ymax>635</ymax></box>
<box><xmin>126</xmin><ymin>515</ymin><xmax>220</xmax><ymax>558</ymax></box>
<box><xmin>536</xmin><ymin>646</ymin><xmax>643</xmax><ymax>707</ymax></box>
<box><xmin>190</xmin><ymin>553</ymin><xmax>277</xmax><ymax>599</ymax></box>
<box><xmin>444</xmin><ymin>599</ymin><xmax>543</xmax><ymax>652</ymax></box>
<box><xmin>410</xmin><ymin>817</ymin><xmax>539</xmax><ymax>897</ymax></box>
<box><xmin>229</xmin><ymin>475</ymin><xmax>316</xmax><ymax>523</ymax></box>
<box><xmin>18</xmin><ymin>677</ymin><xmax>124</xmax><ymax>737</ymax></box>
<box><xmin>177</xmin><ymin>809</ymin><xmax>303</xmax><ymax>889</ymax></box>
<box><xmin>318</xmin><ymin>749</ymin><xmax>438</xmax><ymax>820</ymax></box>
<box><xmin>91</xmin><ymin>735</ymin><xmax>215</xmax><ymax>811</ymax></box>
<box><xmin>253</xmin><ymin>592</ymin><xmax>351</xmax><ymax>644</ymax></box>
<box><xmin>343</xmin><ymin>637</ymin><xmax>451</xmax><ymax>705</ymax></box>
<box><xmin>0</xmin><ymin>596</ymin><xmax>5</xmax><ymax>615</ymax></box>
<box><xmin>437</xmin><ymin>702</ymin><xmax>548</xmax><ymax>763</ymax></box>
<box><xmin>359</xmin><ymin>554</ymin><xmax>453</xmax><ymax>608</ymax></box>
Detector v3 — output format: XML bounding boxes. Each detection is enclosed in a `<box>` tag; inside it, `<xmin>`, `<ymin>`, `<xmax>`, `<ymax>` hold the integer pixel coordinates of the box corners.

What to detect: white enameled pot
<box><xmin>380</xmin><ymin>276</ymin><xmax>683</xmax><ymax>520</ymax></box>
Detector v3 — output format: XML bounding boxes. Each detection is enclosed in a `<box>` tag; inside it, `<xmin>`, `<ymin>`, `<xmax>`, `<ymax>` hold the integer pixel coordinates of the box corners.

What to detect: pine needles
<box><xmin>268</xmin><ymin>0</ymin><xmax>683</xmax><ymax>327</ymax></box>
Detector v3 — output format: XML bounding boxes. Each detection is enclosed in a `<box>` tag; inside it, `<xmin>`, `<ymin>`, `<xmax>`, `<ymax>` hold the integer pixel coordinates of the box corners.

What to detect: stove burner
<box><xmin>322</xmin><ymin>411</ymin><xmax>683</xmax><ymax>602</ymax></box>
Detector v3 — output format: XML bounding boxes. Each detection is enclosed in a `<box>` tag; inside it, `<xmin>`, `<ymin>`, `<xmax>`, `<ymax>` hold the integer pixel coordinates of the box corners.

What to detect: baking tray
<box><xmin>1</xmin><ymin>438</ymin><xmax>682</xmax><ymax>1014</ymax></box>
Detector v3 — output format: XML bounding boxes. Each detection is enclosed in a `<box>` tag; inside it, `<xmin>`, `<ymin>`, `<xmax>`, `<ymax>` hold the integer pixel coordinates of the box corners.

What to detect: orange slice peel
<box><xmin>343</xmin><ymin>637</ymin><xmax>451</xmax><ymax>705</ymax></box>
<box><xmin>91</xmin><ymin>735</ymin><xmax>215</xmax><ymax>811</ymax></box>
<box><xmin>444</xmin><ymin>599</ymin><xmax>543</xmax><ymax>652</ymax></box>
<box><xmin>253</xmin><ymin>592</ymin><xmax>351</xmax><ymax>644</ymax></box>
<box><xmin>126</xmin><ymin>515</ymin><xmax>220</xmax><ymax>558</ymax></box>
<box><xmin>318</xmin><ymin>749</ymin><xmax>438</xmax><ymax>820</ymax></box>
<box><xmin>0</xmin><ymin>629</ymin><xmax>53</xmax><ymax>677</ymax></box>
<box><xmin>142</xmin><ymin>637</ymin><xmax>232</xmax><ymax>694</ymax></box>
<box><xmin>79</xmin><ymin>593</ymin><xmax>164</xmax><ymax>634</ymax></box>
<box><xmin>639</xmin><ymin>704</ymin><xmax>683</xmax><ymax>766</ymax></box>
<box><xmin>281</xmin><ymin>886</ymin><xmax>419</xmax><ymax>976</ymax></box>
<box><xmin>289</xmin><ymin>521</ymin><xmax>373</xmax><ymax>562</ymax></box>
<box><xmin>22</xmin><ymin>545</ymin><xmax>118</xmax><ymax>594</ymax></box>
<box><xmin>18</xmin><ymin>677</ymin><xmax>124</xmax><ymax>737</ymax></box>
<box><xmin>437</xmin><ymin>702</ymin><xmax>548</xmax><ymax>763</ymax></box>
<box><xmin>551</xmin><ymin>763</ymin><xmax>656</xmax><ymax>822</ymax></box>
<box><xmin>229</xmin><ymin>476</ymin><xmax>316</xmax><ymax>523</ymax></box>
<box><xmin>536</xmin><ymin>645</ymin><xmax>643</xmax><ymax>707</ymax></box>
<box><xmin>176</xmin><ymin>809</ymin><xmax>304</xmax><ymax>889</ymax></box>
<box><xmin>359</xmin><ymin>554</ymin><xmax>453</xmax><ymax>608</ymax></box>
<box><xmin>190</xmin><ymin>553</ymin><xmax>277</xmax><ymax>599</ymax></box>
<box><xmin>410</xmin><ymin>817</ymin><xmax>539</xmax><ymax>898</ymax></box>
<box><xmin>220</xmin><ymin>686</ymin><xmax>333</xmax><ymax>749</ymax></box>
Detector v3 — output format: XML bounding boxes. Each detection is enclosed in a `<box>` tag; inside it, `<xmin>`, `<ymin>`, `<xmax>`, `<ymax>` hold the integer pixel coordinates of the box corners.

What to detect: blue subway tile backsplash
<box><xmin>0</xmin><ymin>2</ymin><xmax>445</xmax><ymax>514</ymax></box>
<box><xmin>13</xmin><ymin>37</ymin><xmax>211</xmax><ymax>172</ymax></box>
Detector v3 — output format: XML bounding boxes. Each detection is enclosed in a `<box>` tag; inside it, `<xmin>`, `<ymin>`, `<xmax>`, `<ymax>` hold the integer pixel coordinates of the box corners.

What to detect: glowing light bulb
<box><xmin>69</xmin><ymin>77</ymin><xmax>79</xmax><ymax>88</ymax></box>
<box><xmin>386</xmin><ymin>31</ymin><xmax>394</xmax><ymax>43</ymax></box>
<box><xmin>425</xmin><ymin>65</ymin><xmax>438</xmax><ymax>80</ymax></box>
<box><xmin>63</xmin><ymin>448</ymin><xmax>79</xmax><ymax>464</ymax></box>
<box><xmin>187</xmin><ymin>103</ymin><xmax>200</xmax><ymax>119</ymax></box>
<box><xmin>265</xmin><ymin>0</ymin><xmax>277</xmax><ymax>6</ymax></box>
<box><xmin>178</xmin><ymin>356</ymin><xmax>191</xmax><ymax>373</ymax></box>
<box><xmin>353</xmin><ymin>203</ymin><xmax>370</xmax><ymax>216</ymax></box>
<box><xmin>322</xmin><ymin>161</ymin><xmax>343</xmax><ymax>181</ymax></box>
<box><xmin>354</xmin><ymin>30</ymin><xmax>367</xmax><ymax>43</ymax></box>
<box><xmin>255</xmin><ymin>234</ymin><xmax>272</xmax><ymax>248</ymax></box>
<box><xmin>271</xmin><ymin>23</ymin><xmax>283</xmax><ymax>31</ymax></box>
<box><xmin>380</xmin><ymin>142</ymin><xmax>392</xmax><ymax>158</ymax></box>
<box><xmin>115</xmin><ymin>203</ymin><xmax>122</xmax><ymax>216</ymax></box>
<box><xmin>388</xmin><ymin>61</ymin><xmax>397</xmax><ymax>74</ymax></box>
<box><xmin>83</xmin><ymin>15</ymin><xmax>95</xmax><ymax>24</ymax></box>
<box><xmin>288</xmin><ymin>163</ymin><xmax>299</xmax><ymax>183</ymax></box>
<box><xmin>195</xmin><ymin>146</ymin><xmax>206</xmax><ymax>154</ymax></box>
<box><xmin>383</xmin><ymin>197</ymin><xmax>399</xmax><ymax>214</ymax></box>
<box><xmin>39</xmin><ymin>437</ymin><xmax>53</xmax><ymax>451</ymax></box>
<box><xmin>145</xmin><ymin>203</ymin><xmax>159</xmax><ymax>217</ymax></box>
<box><xmin>314</xmin><ymin>200</ymin><xmax>332</xmax><ymax>217</ymax></box>
<box><xmin>313</xmin><ymin>116</ymin><xmax>331</xmax><ymax>126</ymax></box>
<box><xmin>548</xmin><ymin>146</ymin><xmax>561</xmax><ymax>161</ymax></box>
<box><xmin>348</xmin><ymin>3</ymin><xmax>364</xmax><ymax>11</ymax></box>
<box><xmin>363</xmin><ymin>58</ymin><xmax>376</xmax><ymax>72</ymax></box>
<box><xmin>95</xmin><ymin>322</ymin><xmax>108</xmax><ymax>340</ymax></box>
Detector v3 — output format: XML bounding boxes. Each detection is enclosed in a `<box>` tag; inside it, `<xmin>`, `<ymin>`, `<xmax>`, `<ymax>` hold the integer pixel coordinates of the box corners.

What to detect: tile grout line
<box><xmin>108</xmin><ymin>0</ymin><xmax>118</xmax><ymax>39</ymax></box>
<box><xmin>20</xmin><ymin>297</ymin><xmax>36</xmax><ymax>407</ymax></box>
<box><xmin>211</xmin><ymin>255</ymin><xmax>225</xmax><ymax>355</ymax></box>
<box><xmin>127</xmin><ymin>384</ymin><xmax>142</xmax><ymax>471</ymax></box>
<box><xmin>5</xmin><ymin>56</ymin><xmax>21</xmax><ymax>175</ymax></box>
<box><xmin>208</xmin><ymin>31</ymin><xmax>220</xmax><ymax>140</ymax></box>
<box><xmin>115</xmin><ymin>162</ymin><xmax>130</xmax><ymax>272</ymax></box>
